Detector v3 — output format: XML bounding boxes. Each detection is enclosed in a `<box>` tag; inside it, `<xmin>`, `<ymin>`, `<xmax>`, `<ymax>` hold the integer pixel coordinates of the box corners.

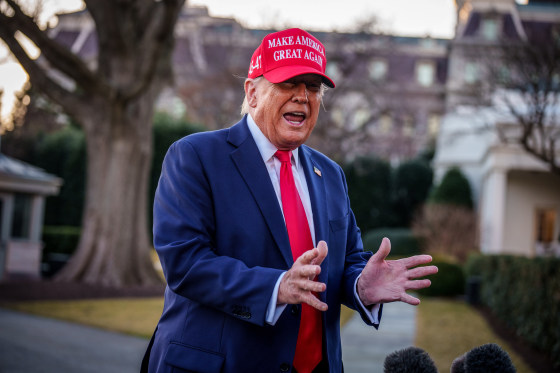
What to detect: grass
<box><xmin>2</xmin><ymin>296</ymin><xmax>537</xmax><ymax>372</ymax></box>
<box><xmin>4</xmin><ymin>297</ymin><xmax>163</xmax><ymax>339</ymax></box>
<box><xmin>415</xmin><ymin>298</ymin><xmax>535</xmax><ymax>373</ymax></box>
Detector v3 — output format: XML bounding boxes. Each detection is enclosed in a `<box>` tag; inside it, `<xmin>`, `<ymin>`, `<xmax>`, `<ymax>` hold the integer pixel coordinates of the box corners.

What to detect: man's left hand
<box><xmin>357</xmin><ymin>237</ymin><xmax>438</xmax><ymax>306</ymax></box>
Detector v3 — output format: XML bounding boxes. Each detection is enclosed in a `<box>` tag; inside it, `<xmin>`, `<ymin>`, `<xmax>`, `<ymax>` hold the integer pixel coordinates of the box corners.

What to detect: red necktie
<box><xmin>276</xmin><ymin>150</ymin><xmax>322</xmax><ymax>373</ymax></box>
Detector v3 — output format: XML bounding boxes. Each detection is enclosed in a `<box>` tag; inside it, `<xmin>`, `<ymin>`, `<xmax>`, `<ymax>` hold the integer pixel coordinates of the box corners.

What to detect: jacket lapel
<box><xmin>228</xmin><ymin>118</ymin><xmax>294</xmax><ymax>268</ymax></box>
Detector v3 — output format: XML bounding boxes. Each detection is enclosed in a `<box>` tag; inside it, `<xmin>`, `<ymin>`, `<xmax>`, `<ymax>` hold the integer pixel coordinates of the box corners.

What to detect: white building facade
<box><xmin>434</xmin><ymin>0</ymin><xmax>560</xmax><ymax>257</ymax></box>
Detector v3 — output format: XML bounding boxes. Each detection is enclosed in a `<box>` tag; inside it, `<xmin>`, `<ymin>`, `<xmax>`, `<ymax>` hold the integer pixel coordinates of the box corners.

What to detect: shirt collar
<box><xmin>246</xmin><ymin>114</ymin><xmax>300</xmax><ymax>168</ymax></box>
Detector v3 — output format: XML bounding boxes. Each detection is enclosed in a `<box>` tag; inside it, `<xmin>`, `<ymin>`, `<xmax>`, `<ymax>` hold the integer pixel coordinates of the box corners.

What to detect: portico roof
<box><xmin>0</xmin><ymin>154</ymin><xmax>62</xmax><ymax>196</ymax></box>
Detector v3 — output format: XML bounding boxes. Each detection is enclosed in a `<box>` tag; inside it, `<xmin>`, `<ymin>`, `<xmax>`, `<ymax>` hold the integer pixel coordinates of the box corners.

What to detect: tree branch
<box><xmin>118</xmin><ymin>0</ymin><xmax>185</xmax><ymax>102</ymax></box>
<box><xmin>83</xmin><ymin>0</ymin><xmax>184</xmax><ymax>103</ymax></box>
<box><xmin>0</xmin><ymin>20</ymin><xmax>85</xmax><ymax>120</ymax></box>
<box><xmin>1</xmin><ymin>0</ymin><xmax>109</xmax><ymax>96</ymax></box>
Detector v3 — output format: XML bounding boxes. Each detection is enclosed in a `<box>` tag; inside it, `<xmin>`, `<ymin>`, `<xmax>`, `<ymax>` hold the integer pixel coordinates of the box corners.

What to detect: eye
<box><xmin>279</xmin><ymin>82</ymin><xmax>296</xmax><ymax>89</ymax></box>
<box><xmin>306</xmin><ymin>83</ymin><xmax>321</xmax><ymax>92</ymax></box>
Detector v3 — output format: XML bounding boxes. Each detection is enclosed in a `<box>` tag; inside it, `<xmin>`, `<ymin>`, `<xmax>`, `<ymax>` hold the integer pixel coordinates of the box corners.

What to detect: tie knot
<box><xmin>275</xmin><ymin>150</ymin><xmax>292</xmax><ymax>164</ymax></box>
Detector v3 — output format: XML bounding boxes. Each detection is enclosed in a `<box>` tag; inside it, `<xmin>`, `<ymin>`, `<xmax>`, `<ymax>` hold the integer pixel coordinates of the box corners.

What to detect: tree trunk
<box><xmin>56</xmin><ymin>89</ymin><xmax>162</xmax><ymax>287</ymax></box>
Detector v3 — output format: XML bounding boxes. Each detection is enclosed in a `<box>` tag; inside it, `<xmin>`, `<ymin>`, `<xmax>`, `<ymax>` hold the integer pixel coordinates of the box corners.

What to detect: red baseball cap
<box><xmin>248</xmin><ymin>28</ymin><xmax>335</xmax><ymax>88</ymax></box>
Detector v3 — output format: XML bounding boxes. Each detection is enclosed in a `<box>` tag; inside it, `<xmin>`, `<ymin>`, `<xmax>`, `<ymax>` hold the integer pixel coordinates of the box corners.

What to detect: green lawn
<box><xmin>415</xmin><ymin>298</ymin><xmax>534</xmax><ymax>373</ymax></box>
<box><xmin>3</xmin><ymin>297</ymin><xmax>163</xmax><ymax>339</ymax></box>
<box><xmin>2</xmin><ymin>297</ymin><xmax>536</xmax><ymax>372</ymax></box>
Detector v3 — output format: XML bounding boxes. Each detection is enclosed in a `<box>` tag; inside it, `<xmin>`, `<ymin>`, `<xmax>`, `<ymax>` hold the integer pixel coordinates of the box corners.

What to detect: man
<box><xmin>144</xmin><ymin>28</ymin><xmax>437</xmax><ymax>373</ymax></box>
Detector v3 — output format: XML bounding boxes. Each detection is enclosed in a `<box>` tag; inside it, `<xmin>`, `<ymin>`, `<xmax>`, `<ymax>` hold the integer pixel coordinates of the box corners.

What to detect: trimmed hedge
<box><xmin>41</xmin><ymin>225</ymin><xmax>81</xmax><ymax>277</ymax></box>
<box><xmin>362</xmin><ymin>228</ymin><xmax>422</xmax><ymax>256</ymax></box>
<box><xmin>417</xmin><ymin>258</ymin><xmax>465</xmax><ymax>297</ymax></box>
<box><xmin>42</xmin><ymin>225</ymin><xmax>81</xmax><ymax>256</ymax></box>
<box><xmin>430</xmin><ymin>167</ymin><xmax>473</xmax><ymax>209</ymax></box>
<box><xmin>465</xmin><ymin>254</ymin><xmax>560</xmax><ymax>369</ymax></box>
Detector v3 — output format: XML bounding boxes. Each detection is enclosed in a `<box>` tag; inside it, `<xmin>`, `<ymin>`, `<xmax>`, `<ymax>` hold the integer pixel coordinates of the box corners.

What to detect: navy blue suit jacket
<box><xmin>146</xmin><ymin>116</ymin><xmax>379</xmax><ymax>373</ymax></box>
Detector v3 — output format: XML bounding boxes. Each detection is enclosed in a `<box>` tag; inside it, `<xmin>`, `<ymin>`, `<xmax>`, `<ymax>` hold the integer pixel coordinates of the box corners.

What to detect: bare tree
<box><xmin>0</xmin><ymin>0</ymin><xmax>185</xmax><ymax>286</ymax></box>
<box><xmin>483</xmin><ymin>24</ymin><xmax>560</xmax><ymax>176</ymax></box>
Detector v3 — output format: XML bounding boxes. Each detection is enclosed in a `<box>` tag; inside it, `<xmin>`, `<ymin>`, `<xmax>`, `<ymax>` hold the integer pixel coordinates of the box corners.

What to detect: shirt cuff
<box><xmin>266</xmin><ymin>272</ymin><xmax>288</xmax><ymax>325</ymax></box>
<box><xmin>354</xmin><ymin>274</ymin><xmax>381</xmax><ymax>325</ymax></box>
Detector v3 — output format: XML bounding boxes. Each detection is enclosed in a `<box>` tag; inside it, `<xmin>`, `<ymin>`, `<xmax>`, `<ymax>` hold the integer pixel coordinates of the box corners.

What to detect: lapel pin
<box><xmin>314</xmin><ymin>166</ymin><xmax>322</xmax><ymax>177</ymax></box>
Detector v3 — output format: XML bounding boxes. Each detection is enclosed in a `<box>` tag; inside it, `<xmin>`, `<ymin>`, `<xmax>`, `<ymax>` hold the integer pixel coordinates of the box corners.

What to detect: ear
<box><xmin>244</xmin><ymin>79</ymin><xmax>258</xmax><ymax>108</ymax></box>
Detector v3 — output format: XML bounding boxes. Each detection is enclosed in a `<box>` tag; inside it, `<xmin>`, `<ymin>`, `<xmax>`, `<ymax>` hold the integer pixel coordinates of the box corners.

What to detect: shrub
<box><xmin>417</xmin><ymin>258</ymin><xmax>465</xmax><ymax>297</ymax></box>
<box><xmin>41</xmin><ymin>226</ymin><xmax>81</xmax><ymax>277</ymax></box>
<box><xmin>42</xmin><ymin>225</ymin><xmax>81</xmax><ymax>256</ymax></box>
<box><xmin>362</xmin><ymin>228</ymin><xmax>422</xmax><ymax>256</ymax></box>
<box><xmin>430</xmin><ymin>167</ymin><xmax>473</xmax><ymax>209</ymax></box>
<box><xmin>343</xmin><ymin>156</ymin><xmax>393</xmax><ymax>231</ymax></box>
<box><xmin>465</xmin><ymin>254</ymin><xmax>560</xmax><ymax>369</ymax></box>
<box><xmin>34</xmin><ymin>125</ymin><xmax>86</xmax><ymax>226</ymax></box>
<box><xmin>392</xmin><ymin>159</ymin><xmax>433</xmax><ymax>227</ymax></box>
<box><xmin>412</xmin><ymin>204</ymin><xmax>478</xmax><ymax>263</ymax></box>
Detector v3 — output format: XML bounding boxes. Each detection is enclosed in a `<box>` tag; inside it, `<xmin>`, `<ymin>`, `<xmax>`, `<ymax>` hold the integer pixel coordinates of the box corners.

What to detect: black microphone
<box><xmin>384</xmin><ymin>346</ymin><xmax>438</xmax><ymax>373</ymax></box>
<box><xmin>450</xmin><ymin>353</ymin><xmax>466</xmax><ymax>373</ymax></box>
<box><xmin>463</xmin><ymin>343</ymin><xmax>516</xmax><ymax>373</ymax></box>
<box><xmin>451</xmin><ymin>343</ymin><xmax>516</xmax><ymax>373</ymax></box>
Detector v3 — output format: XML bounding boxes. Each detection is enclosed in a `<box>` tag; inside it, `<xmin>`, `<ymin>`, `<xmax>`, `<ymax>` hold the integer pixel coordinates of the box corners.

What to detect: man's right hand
<box><xmin>277</xmin><ymin>240</ymin><xmax>328</xmax><ymax>312</ymax></box>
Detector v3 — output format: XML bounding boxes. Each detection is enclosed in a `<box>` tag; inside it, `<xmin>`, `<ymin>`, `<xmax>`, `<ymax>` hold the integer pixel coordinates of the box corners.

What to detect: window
<box><xmin>464</xmin><ymin>61</ymin><xmax>478</xmax><ymax>84</ymax></box>
<box><xmin>379</xmin><ymin>114</ymin><xmax>393</xmax><ymax>133</ymax></box>
<box><xmin>368</xmin><ymin>59</ymin><xmax>388</xmax><ymax>81</ymax></box>
<box><xmin>535</xmin><ymin>208</ymin><xmax>557</xmax><ymax>243</ymax></box>
<box><xmin>428</xmin><ymin>114</ymin><xmax>440</xmax><ymax>138</ymax></box>
<box><xmin>416</xmin><ymin>61</ymin><xmax>435</xmax><ymax>87</ymax></box>
<box><xmin>481</xmin><ymin>19</ymin><xmax>499</xmax><ymax>41</ymax></box>
<box><xmin>402</xmin><ymin>115</ymin><xmax>415</xmax><ymax>137</ymax></box>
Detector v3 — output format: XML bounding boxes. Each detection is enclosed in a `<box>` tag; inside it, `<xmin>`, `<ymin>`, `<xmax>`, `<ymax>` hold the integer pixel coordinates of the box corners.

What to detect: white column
<box><xmin>29</xmin><ymin>196</ymin><xmax>45</xmax><ymax>243</ymax></box>
<box><xmin>480</xmin><ymin>169</ymin><xmax>507</xmax><ymax>253</ymax></box>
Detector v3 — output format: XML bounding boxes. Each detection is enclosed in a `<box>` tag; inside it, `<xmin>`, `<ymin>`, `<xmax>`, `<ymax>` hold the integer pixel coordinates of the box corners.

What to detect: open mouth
<box><xmin>283</xmin><ymin>112</ymin><xmax>306</xmax><ymax>125</ymax></box>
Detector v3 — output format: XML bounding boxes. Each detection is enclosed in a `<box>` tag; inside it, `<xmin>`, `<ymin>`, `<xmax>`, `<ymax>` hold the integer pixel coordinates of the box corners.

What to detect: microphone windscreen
<box><xmin>450</xmin><ymin>353</ymin><xmax>466</xmax><ymax>373</ymax></box>
<box><xmin>384</xmin><ymin>346</ymin><xmax>438</xmax><ymax>373</ymax></box>
<box><xmin>464</xmin><ymin>343</ymin><xmax>516</xmax><ymax>373</ymax></box>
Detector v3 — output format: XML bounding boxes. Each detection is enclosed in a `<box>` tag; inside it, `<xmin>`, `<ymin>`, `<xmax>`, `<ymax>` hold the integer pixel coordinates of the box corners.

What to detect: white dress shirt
<box><xmin>246</xmin><ymin>114</ymin><xmax>380</xmax><ymax>325</ymax></box>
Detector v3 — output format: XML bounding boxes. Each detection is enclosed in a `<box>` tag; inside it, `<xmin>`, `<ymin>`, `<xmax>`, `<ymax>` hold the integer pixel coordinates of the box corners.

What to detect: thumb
<box><xmin>313</xmin><ymin>240</ymin><xmax>328</xmax><ymax>265</ymax></box>
<box><xmin>371</xmin><ymin>237</ymin><xmax>391</xmax><ymax>263</ymax></box>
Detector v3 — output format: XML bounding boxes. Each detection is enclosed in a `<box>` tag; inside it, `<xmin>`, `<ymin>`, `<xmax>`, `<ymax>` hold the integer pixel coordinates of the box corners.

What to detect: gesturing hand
<box><xmin>357</xmin><ymin>237</ymin><xmax>438</xmax><ymax>306</ymax></box>
<box><xmin>278</xmin><ymin>240</ymin><xmax>329</xmax><ymax>312</ymax></box>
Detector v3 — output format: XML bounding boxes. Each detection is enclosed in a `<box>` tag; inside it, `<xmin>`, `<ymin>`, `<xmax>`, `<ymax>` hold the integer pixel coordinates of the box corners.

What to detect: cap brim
<box><xmin>264</xmin><ymin>65</ymin><xmax>335</xmax><ymax>88</ymax></box>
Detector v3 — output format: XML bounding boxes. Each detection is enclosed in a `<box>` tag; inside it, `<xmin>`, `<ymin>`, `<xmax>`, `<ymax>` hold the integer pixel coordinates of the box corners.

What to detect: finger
<box><xmin>302</xmin><ymin>293</ymin><xmax>328</xmax><ymax>312</ymax></box>
<box><xmin>297</xmin><ymin>247</ymin><xmax>320</xmax><ymax>265</ymax></box>
<box><xmin>405</xmin><ymin>279</ymin><xmax>432</xmax><ymax>290</ymax></box>
<box><xmin>299</xmin><ymin>264</ymin><xmax>322</xmax><ymax>279</ymax></box>
<box><xmin>371</xmin><ymin>237</ymin><xmax>391</xmax><ymax>264</ymax></box>
<box><xmin>300</xmin><ymin>280</ymin><xmax>326</xmax><ymax>293</ymax></box>
<box><xmin>398</xmin><ymin>254</ymin><xmax>433</xmax><ymax>269</ymax></box>
<box><xmin>311</xmin><ymin>241</ymin><xmax>328</xmax><ymax>266</ymax></box>
<box><xmin>401</xmin><ymin>293</ymin><xmax>421</xmax><ymax>306</ymax></box>
<box><xmin>407</xmin><ymin>265</ymin><xmax>438</xmax><ymax>279</ymax></box>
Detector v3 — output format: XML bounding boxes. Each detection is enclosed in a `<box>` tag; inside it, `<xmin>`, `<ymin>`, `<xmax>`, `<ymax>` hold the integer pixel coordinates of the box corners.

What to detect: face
<box><xmin>245</xmin><ymin>74</ymin><xmax>323</xmax><ymax>150</ymax></box>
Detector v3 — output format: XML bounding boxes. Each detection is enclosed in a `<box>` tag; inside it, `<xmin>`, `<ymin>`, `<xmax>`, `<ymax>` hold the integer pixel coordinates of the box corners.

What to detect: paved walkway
<box><xmin>0</xmin><ymin>302</ymin><xmax>416</xmax><ymax>372</ymax></box>
<box><xmin>341</xmin><ymin>301</ymin><xmax>417</xmax><ymax>372</ymax></box>
<box><xmin>0</xmin><ymin>308</ymin><xmax>148</xmax><ymax>373</ymax></box>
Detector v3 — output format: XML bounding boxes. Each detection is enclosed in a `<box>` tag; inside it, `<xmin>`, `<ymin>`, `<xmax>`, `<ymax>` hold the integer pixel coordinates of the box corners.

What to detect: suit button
<box><xmin>291</xmin><ymin>305</ymin><xmax>300</xmax><ymax>315</ymax></box>
<box><xmin>280</xmin><ymin>363</ymin><xmax>291</xmax><ymax>372</ymax></box>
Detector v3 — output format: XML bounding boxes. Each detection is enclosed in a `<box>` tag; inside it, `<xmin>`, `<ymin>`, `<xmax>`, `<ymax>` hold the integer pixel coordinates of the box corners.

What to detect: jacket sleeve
<box><xmin>153</xmin><ymin>139</ymin><xmax>284</xmax><ymax>326</ymax></box>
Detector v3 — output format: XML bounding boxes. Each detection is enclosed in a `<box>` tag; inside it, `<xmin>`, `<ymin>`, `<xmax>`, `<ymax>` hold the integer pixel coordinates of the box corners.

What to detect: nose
<box><xmin>292</xmin><ymin>83</ymin><xmax>308</xmax><ymax>103</ymax></box>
